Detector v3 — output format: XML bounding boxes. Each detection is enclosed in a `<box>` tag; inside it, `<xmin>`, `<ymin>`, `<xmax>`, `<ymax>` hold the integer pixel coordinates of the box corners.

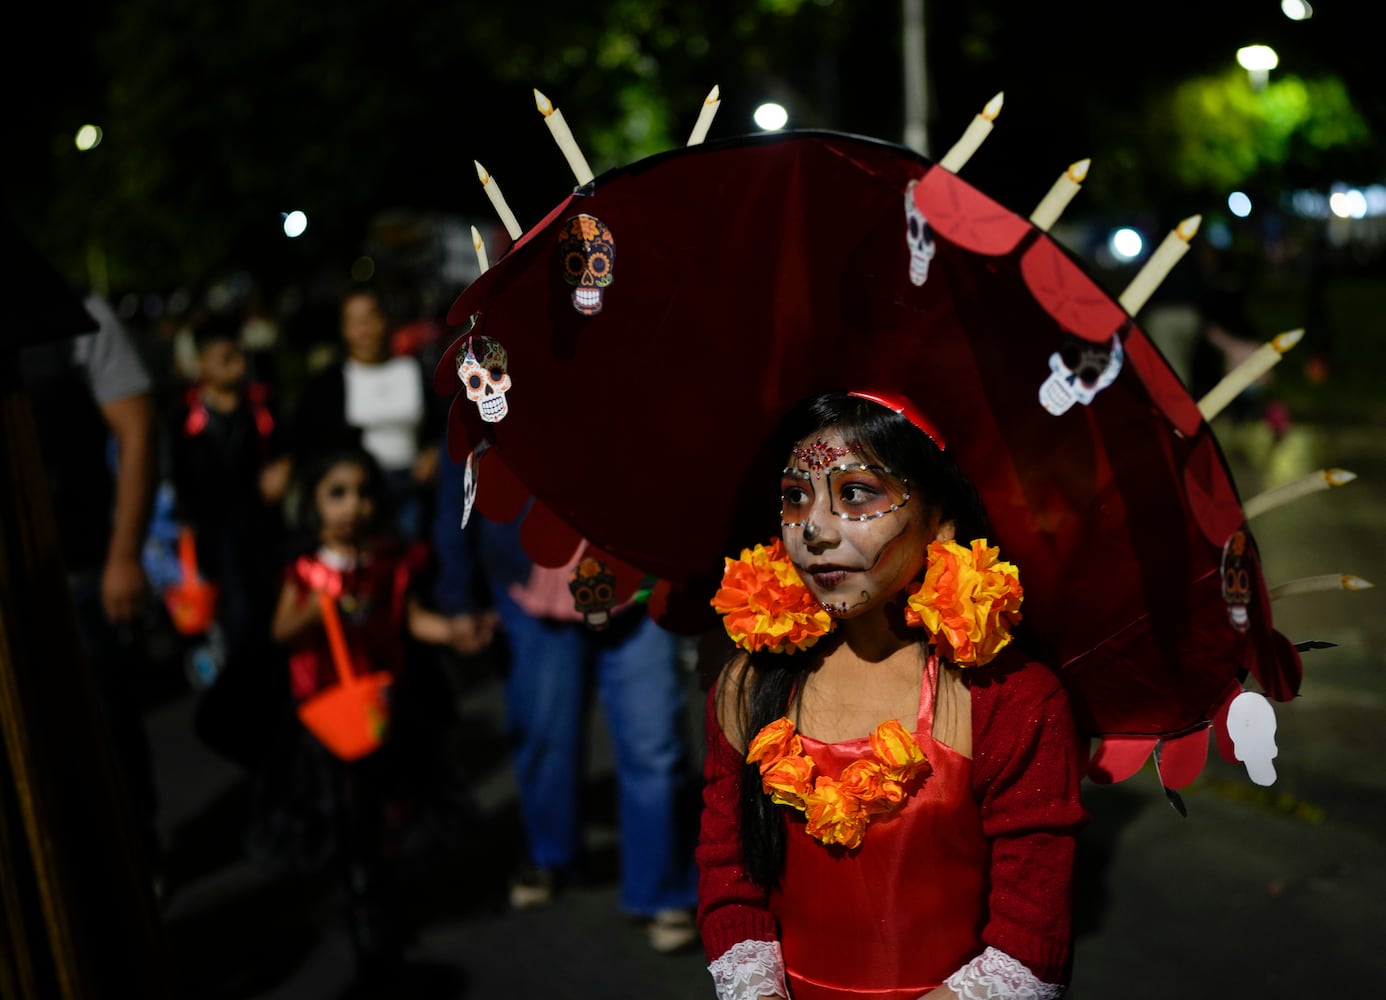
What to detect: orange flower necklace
<box><xmin>747</xmin><ymin>716</ymin><xmax>932</xmax><ymax>849</ymax></box>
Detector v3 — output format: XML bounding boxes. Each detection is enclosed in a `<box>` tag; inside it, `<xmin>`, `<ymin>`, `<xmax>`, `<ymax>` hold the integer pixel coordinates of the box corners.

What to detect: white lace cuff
<box><xmin>708</xmin><ymin>938</ymin><xmax>789</xmax><ymax>1000</ymax></box>
<box><xmin>943</xmin><ymin>946</ymin><xmax>1064</xmax><ymax>999</ymax></box>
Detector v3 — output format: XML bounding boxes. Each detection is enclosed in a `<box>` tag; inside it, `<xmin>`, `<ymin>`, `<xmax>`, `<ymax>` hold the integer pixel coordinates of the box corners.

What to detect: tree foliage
<box><xmin>14</xmin><ymin>0</ymin><xmax>1382</xmax><ymax>298</ymax></box>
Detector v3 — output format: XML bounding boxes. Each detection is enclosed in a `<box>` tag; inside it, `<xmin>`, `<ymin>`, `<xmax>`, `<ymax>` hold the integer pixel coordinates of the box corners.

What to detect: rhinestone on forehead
<box><xmin>790</xmin><ymin>437</ymin><xmax>859</xmax><ymax>476</ymax></box>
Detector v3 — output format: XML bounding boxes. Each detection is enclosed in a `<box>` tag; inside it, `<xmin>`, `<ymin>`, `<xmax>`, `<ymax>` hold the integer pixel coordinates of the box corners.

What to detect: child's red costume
<box><xmin>284</xmin><ymin>541</ymin><xmax>428</xmax><ymax>703</ymax></box>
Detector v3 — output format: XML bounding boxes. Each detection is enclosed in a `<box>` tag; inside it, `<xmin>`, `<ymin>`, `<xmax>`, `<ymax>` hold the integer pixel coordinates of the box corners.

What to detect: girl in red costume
<box><xmin>698</xmin><ymin>391</ymin><xmax>1086</xmax><ymax>1000</ymax></box>
<box><xmin>270</xmin><ymin>445</ymin><xmax>454</xmax><ymax>980</ymax></box>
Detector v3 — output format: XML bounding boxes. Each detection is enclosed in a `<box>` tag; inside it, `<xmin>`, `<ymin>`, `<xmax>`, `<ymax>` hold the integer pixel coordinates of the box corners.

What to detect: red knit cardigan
<box><xmin>695</xmin><ymin>646</ymin><xmax>1088</xmax><ymax>986</ymax></box>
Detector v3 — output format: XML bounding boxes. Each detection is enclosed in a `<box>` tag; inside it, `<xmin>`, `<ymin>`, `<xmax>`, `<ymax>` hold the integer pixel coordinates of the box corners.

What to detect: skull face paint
<box><xmin>456</xmin><ymin>335</ymin><xmax>512</xmax><ymax>423</ymax></box>
<box><xmin>781</xmin><ymin>428</ymin><xmax>943</xmax><ymax>622</ymax></box>
<box><xmin>1221</xmin><ymin>530</ymin><xmax>1252</xmax><ymax>633</ymax></box>
<box><xmin>1039</xmin><ymin>332</ymin><xmax>1124</xmax><ymax>416</ymax></box>
<box><xmin>904</xmin><ymin>180</ymin><xmax>936</xmax><ymax>287</ymax></box>
<box><xmin>558</xmin><ymin>214</ymin><xmax>615</xmax><ymax>315</ymax></box>
<box><xmin>569</xmin><ymin>557</ymin><xmax>617</xmax><ymax>629</ymax></box>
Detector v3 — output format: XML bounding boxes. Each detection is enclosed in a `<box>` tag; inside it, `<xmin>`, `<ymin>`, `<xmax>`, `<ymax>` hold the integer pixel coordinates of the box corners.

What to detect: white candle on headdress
<box><xmin>1197</xmin><ymin>328</ymin><xmax>1304</xmax><ymax>422</ymax></box>
<box><xmin>1269</xmin><ymin>573</ymin><xmax>1374</xmax><ymax>601</ymax></box>
<box><xmin>534</xmin><ymin>88</ymin><xmax>595</xmax><ymax>186</ymax></box>
<box><xmin>1029</xmin><ymin>158</ymin><xmax>1091</xmax><ymax>231</ymax></box>
<box><xmin>474</xmin><ymin>160</ymin><xmax>523</xmax><ymax>241</ymax></box>
<box><xmin>1244</xmin><ymin>468</ymin><xmax>1356</xmax><ymax>520</ymax></box>
<box><xmin>471</xmin><ymin>225</ymin><xmax>490</xmax><ymax>274</ymax></box>
<box><xmin>687</xmin><ymin>85</ymin><xmax>721</xmax><ymax>145</ymax></box>
<box><xmin>938</xmin><ymin>92</ymin><xmax>1003</xmax><ymax>173</ymax></box>
<box><xmin>1118</xmin><ymin>214</ymin><xmax>1201</xmax><ymax>315</ymax></box>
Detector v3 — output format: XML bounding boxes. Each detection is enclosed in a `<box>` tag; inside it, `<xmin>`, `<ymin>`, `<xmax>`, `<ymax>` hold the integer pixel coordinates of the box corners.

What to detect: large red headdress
<box><xmin>435</xmin><ymin>127</ymin><xmax>1305</xmax><ymax>787</ymax></box>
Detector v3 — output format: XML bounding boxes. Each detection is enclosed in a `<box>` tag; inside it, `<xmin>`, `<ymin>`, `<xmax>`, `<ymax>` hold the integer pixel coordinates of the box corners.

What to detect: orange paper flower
<box><xmin>747</xmin><ymin>716</ymin><xmax>930</xmax><ymax>849</ymax></box>
<box><xmin>747</xmin><ymin>716</ymin><xmax>802</xmax><ymax>773</ymax></box>
<box><xmin>711</xmin><ymin>539</ymin><xmax>834</xmax><ymax>654</ymax></box>
<box><xmin>803</xmin><ymin>779</ymin><xmax>869</xmax><ymax>849</ymax></box>
<box><xmin>905</xmin><ymin>538</ymin><xmax>1023</xmax><ymax>667</ymax></box>
<box><xmin>762</xmin><ymin>755</ymin><xmax>815</xmax><ymax>807</ymax></box>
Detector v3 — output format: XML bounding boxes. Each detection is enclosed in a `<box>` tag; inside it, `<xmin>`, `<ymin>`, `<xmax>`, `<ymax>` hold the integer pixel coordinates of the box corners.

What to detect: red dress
<box><xmin>284</xmin><ymin>541</ymin><xmax>425</xmax><ymax>702</ymax></box>
<box><xmin>772</xmin><ymin>654</ymin><xmax>986</xmax><ymax>998</ymax></box>
<box><xmin>697</xmin><ymin>646</ymin><xmax>1086</xmax><ymax>996</ymax></box>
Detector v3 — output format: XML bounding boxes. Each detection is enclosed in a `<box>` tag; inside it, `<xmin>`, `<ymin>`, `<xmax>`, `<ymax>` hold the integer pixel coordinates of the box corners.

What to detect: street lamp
<box><xmin>1236</xmin><ymin>44</ymin><xmax>1279</xmax><ymax>91</ymax></box>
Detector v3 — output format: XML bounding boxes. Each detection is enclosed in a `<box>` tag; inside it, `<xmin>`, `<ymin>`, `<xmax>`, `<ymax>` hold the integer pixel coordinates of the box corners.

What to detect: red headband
<box><xmin>848</xmin><ymin>390</ymin><xmax>947</xmax><ymax>452</ymax></box>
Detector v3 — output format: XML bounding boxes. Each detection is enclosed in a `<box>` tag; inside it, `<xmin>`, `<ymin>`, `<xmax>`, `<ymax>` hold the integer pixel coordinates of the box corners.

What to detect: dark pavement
<box><xmin>142</xmin><ymin>417</ymin><xmax>1386</xmax><ymax>1000</ymax></box>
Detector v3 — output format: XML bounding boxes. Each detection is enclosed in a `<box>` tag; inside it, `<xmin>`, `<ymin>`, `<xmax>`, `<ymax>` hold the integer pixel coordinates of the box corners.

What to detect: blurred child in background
<box><xmin>269</xmin><ymin>445</ymin><xmax>454</xmax><ymax>983</ymax></box>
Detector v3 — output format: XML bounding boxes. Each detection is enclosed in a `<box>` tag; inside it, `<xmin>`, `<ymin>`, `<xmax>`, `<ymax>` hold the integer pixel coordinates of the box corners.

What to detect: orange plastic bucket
<box><xmin>296</xmin><ymin>591</ymin><xmax>393</xmax><ymax>760</ymax></box>
<box><xmin>163</xmin><ymin>528</ymin><xmax>218</xmax><ymax>635</ymax></box>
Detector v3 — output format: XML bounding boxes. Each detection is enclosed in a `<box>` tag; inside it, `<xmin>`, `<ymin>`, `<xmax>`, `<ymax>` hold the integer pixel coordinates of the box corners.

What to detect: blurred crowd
<box><xmin>19</xmin><ymin>276</ymin><xmax>704</xmax><ymax>990</ymax></box>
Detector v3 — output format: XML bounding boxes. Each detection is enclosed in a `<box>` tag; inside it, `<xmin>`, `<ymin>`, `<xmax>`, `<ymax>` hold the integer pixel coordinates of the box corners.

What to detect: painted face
<box><xmin>781</xmin><ymin>428</ymin><xmax>947</xmax><ymax>619</ymax></box>
<box><xmin>315</xmin><ymin>460</ymin><xmax>376</xmax><ymax>546</ymax></box>
<box><xmin>341</xmin><ymin>292</ymin><xmax>388</xmax><ymax>363</ymax></box>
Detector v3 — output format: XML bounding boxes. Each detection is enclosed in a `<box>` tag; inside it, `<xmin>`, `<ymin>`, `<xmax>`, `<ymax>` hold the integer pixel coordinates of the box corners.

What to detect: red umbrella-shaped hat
<box><xmin>434</xmin><ymin>127</ymin><xmax>1302</xmax><ymax>773</ymax></box>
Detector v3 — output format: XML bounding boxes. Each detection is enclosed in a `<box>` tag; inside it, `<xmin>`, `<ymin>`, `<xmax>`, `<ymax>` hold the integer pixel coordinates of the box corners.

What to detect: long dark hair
<box><xmin>728</xmin><ymin>391</ymin><xmax>991</xmax><ymax>888</ymax></box>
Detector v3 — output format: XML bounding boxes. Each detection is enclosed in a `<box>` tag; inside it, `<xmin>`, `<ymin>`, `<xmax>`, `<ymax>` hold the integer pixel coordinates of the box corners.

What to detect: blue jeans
<box><xmin>494</xmin><ymin>592</ymin><xmax>699</xmax><ymax>916</ymax></box>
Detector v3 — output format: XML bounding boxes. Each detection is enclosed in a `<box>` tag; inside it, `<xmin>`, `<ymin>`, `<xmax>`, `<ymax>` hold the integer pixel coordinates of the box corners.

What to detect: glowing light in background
<box><xmin>1329</xmin><ymin>188</ymin><xmax>1368</xmax><ymax>220</ymax></box>
<box><xmin>1108</xmin><ymin>227</ymin><xmax>1144</xmax><ymax>262</ymax></box>
<box><xmin>281</xmin><ymin>210</ymin><xmax>308</xmax><ymax>238</ymax></box>
<box><xmin>1228</xmin><ymin>191</ymin><xmax>1252</xmax><ymax>218</ymax></box>
<box><xmin>1281</xmin><ymin>0</ymin><xmax>1313</xmax><ymax>21</ymax></box>
<box><xmin>74</xmin><ymin>124</ymin><xmax>103</xmax><ymax>151</ymax></box>
<box><xmin>753</xmin><ymin>102</ymin><xmax>789</xmax><ymax>131</ymax></box>
<box><xmin>1236</xmin><ymin>45</ymin><xmax>1279</xmax><ymax>91</ymax></box>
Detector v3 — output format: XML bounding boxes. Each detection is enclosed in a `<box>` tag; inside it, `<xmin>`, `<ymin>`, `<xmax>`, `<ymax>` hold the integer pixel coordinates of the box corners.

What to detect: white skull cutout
<box><xmin>904</xmin><ymin>180</ymin><xmax>936</xmax><ymax>287</ymax></box>
<box><xmin>1227</xmin><ymin>690</ymin><xmax>1278</xmax><ymax>786</ymax></box>
<box><xmin>456</xmin><ymin>335</ymin><xmax>511</xmax><ymax>423</ymax></box>
<box><xmin>1039</xmin><ymin>333</ymin><xmax>1124</xmax><ymax>416</ymax></box>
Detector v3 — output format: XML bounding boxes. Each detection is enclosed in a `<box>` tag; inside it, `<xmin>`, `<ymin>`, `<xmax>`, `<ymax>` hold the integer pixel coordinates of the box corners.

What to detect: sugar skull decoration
<box><xmin>1039</xmin><ymin>332</ymin><xmax>1124</xmax><ymax>416</ymax></box>
<box><xmin>1221</xmin><ymin>530</ymin><xmax>1252</xmax><ymax>633</ymax></box>
<box><xmin>569</xmin><ymin>556</ymin><xmax>617</xmax><ymax>629</ymax></box>
<box><xmin>558</xmin><ymin>214</ymin><xmax>615</xmax><ymax>315</ymax></box>
<box><xmin>1226</xmin><ymin>690</ymin><xmax>1278</xmax><ymax>786</ymax></box>
<box><xmin>456</xmin><ymin>335</ymin><xmax>512</xmax><ymax>423</ymax></box>
<box><xmin>903</xmin><ymin>179</ymin><xmax>936</xmax><ymax>286</ymax></box>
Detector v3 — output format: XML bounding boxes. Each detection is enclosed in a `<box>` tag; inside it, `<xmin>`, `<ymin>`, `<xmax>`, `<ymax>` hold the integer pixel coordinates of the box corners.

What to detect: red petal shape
<box><xmin>1155</xmin><ymin>727</ymin><xmax>1211</xmax><ymax>789</ymax></box>
<box><xmin>1123</xmin><ymin>330</ymin><xmax>1203</xmax><ymax>438</ymax></box>
<box><xmin>1019</xmin><ymin>239</ymin><xmax>1125</xmax><ymax>343</ymax></box>
<box><xmin>519</xmin><ymin>500</ymin><xmax>585</xmax><ymax>569</ymax></box>
<box><xmin>1086</xmin><ymin>736</ymin><xmax>1157</xmax><ymax>784</ymax></box>
<box><xmin>912</xmin><ymin>166</ymin><xmax>1029</xmax><ymax>254</ymax></box>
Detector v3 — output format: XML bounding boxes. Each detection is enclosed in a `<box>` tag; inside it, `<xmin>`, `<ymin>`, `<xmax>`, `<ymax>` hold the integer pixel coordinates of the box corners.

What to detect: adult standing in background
<box><xmin>277</xmin><ymin>287</ymin><xmax>441</xmax><ymax>541</ymax></box>
<box><xmin>19</xmin><ymin>289</ymin><xmax>163</xmax><ymax>885</ymax></box>
<box><xmin>431</xmin><ymin>441</ymin><xmax>702</xmax><ymax>953</ymax></box>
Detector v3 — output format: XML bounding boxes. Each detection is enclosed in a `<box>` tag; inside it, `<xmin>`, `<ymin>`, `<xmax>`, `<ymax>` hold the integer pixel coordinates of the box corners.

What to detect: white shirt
<box><xmin>343</xmin><ymin>356</ymin><xmax>423</xmax><ymax>473</ymax></box>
